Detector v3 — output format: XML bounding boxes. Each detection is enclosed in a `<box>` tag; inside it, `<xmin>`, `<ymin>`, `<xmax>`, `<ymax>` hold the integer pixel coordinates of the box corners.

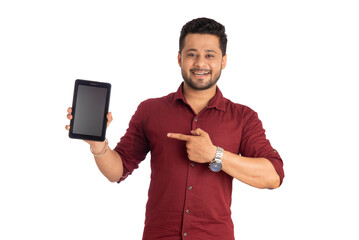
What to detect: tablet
<box><xmin>69</xmin><ymin>79</ymin><xmax>111</xmax><ymax>141</ymax></box>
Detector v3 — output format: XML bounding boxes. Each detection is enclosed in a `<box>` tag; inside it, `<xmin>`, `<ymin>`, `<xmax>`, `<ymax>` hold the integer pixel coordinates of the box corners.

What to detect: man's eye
<box><xmin>187</xmin><ymin>53</ymin><xmax>196</xmax><ymax>57</ymax></box>
<box><xmin>206</xmin><ymin>54</ymin><xmax>215</xmax><ymax>58</ymax></box>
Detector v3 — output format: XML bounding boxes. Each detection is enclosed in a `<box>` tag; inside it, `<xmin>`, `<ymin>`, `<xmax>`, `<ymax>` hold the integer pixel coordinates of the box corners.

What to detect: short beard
<box><xmin>181</xmin><ymin>69</ymin><xmax>222</xmax><ymax>90</ymax></box>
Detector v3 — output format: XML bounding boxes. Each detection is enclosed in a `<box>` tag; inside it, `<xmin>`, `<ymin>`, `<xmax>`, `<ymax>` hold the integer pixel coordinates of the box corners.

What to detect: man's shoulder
<box><xmin>223</xmin><ymin>97</ymin><xmax>255</xmax><ymax>115</ymax></box>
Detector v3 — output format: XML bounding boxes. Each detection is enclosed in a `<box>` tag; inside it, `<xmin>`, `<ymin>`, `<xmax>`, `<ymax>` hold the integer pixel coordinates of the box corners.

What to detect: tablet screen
<box><xmin>69</xmin><ymin>79</ymin><xmax>111</xmax><ymax>141</ymax></box>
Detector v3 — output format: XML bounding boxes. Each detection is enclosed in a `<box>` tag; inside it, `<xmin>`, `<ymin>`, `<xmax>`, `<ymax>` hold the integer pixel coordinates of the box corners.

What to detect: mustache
<box><xmin>190</xmin><ymin>68</ymin><xmax>211</xmax><ymax>72</ymax></box>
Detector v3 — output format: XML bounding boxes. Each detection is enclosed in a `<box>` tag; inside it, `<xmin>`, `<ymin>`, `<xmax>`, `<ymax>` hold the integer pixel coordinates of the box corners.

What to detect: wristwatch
<box><xmin>209</xmin><ymin>146</ymin><xmax>224</xmax><ymax>172</ymax></box>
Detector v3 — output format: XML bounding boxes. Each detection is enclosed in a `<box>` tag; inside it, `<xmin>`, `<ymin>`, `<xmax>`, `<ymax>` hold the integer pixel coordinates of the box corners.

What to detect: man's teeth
<box><xmin>193</xmin><ymin>72</ymin><xmax>210</xmax><ymax>75</ymax></box>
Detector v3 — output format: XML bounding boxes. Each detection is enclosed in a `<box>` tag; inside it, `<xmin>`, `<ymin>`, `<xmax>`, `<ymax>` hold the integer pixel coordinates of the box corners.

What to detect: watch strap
<box><xmin>214</xmin><ymin>146</ymin><xmax>224</xmax><ymax>161</ymax></box>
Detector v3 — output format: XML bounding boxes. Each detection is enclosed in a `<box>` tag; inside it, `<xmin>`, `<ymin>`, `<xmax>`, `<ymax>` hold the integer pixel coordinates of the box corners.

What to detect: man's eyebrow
<box><xmin>185</xmin><ymin>49</ymin><xmax>217</xmax><ymax>53</ymax></box>
<box><xmin>185</xmin><ymin>48</ymin><xmax>198</xmax><ymax>52</ymax></box>
<box><xmin>206</xmin><ymin>49</ymin><xmax>217</xmax><ymax>53</ymax></box>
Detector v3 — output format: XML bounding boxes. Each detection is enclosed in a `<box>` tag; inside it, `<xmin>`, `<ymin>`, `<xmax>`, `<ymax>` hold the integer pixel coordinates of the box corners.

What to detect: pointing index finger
<box><xmin>167</xmin><ymin>133</ymin><xmax>192</xmax><ymax>141</ymax></box>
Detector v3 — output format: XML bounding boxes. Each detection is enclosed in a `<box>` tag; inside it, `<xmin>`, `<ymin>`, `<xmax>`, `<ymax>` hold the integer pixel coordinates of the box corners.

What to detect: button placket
<box><xmin>182</xmin><ymin>112</ymin><xmax>208</xmax><ymax>238</ymax></box>
<box><xmin>182</xmin><ymin>157</ymin><xmax>196</xmax><ymax>238</ymax></box>
<box><xmin>192</xmin><ymin>115</ymin><xmax>199</xmax><ymax>129</ymax></box>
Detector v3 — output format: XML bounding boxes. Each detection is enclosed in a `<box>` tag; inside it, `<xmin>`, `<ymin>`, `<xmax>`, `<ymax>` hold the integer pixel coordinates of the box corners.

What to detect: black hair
<box><xmin>179</xmin><ymin>17</ymin><xmax>227</xmax><ymax>56</ymax></box>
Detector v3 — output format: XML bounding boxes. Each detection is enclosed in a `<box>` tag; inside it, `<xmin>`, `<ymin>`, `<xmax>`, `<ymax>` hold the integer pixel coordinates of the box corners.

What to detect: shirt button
<box><xmin>194</xmin><ymin>118</ymin><xmax>198</xmax><ymax>122</ymax></box>
<box><xmin>188</xmin><ymin>186</ymin><xmax>193</xmax><ymax>190</ymax></box>
<box><xmin>186</xmin><ymin>209</ymin><xmax>190</xmax><ymax>214</ymax></box>
<box><xmin>273</xmin><ymin>149</ymin><xmax>277</xmax><ymax>153</ymax></box>
<box><xmin>190</xmin><ymin>163</ymin><xmax>195</xmax><ymax>167</ymax></box>
<box><xmin>184</xmin><ymin>233</ymin><xmax>188</xmax><ymax>237</ymax></box>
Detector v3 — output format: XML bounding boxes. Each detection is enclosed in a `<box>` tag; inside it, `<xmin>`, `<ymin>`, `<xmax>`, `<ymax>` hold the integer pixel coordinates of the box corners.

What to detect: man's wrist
<box><xmin>208</xmin><ymin>145</ymin><xmax>217</xmax><ymax>163</ymax></box>
<box><xmin>90</xmin><ymin>140</ymin><xmax>108</xmax><ymax>156</ymax></box>
<box><xmin>209</xmin><ymin>146</ymin><xmax>224</xmax><ymax>172</ymax></box>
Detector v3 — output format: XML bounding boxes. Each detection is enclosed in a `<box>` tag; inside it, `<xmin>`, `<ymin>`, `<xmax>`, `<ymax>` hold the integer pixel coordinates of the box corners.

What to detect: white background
<box><xmin>1</xmin><ymin>0</ymin><xmax>358</xmax><ymax>239</ymax></box>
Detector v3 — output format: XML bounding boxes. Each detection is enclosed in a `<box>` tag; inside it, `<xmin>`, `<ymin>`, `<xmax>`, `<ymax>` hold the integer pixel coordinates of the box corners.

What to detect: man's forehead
<box><xmin>183</xmin><ymin>34</ymin><xmax>221</xmax><ymax>52</ymax></box>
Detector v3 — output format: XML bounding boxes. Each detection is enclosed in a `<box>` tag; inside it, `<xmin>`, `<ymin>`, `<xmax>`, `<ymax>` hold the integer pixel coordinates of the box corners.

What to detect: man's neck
<box><xmin>183</xmin><ymin>82</ymin><xmax>217</xmax><ymax>114</ymax></box>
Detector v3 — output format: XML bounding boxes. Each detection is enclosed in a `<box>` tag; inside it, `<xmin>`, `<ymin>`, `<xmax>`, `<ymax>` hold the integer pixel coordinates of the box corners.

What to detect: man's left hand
<box><xmin>167</xmin><ymin>128</ymin><xmax>217</xmax><ymax>164</ymax></box>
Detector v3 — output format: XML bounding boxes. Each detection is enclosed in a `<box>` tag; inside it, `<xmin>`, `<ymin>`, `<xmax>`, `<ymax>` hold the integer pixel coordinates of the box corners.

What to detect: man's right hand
<box><xmin>65</xmin><ymin>107</ymin><xmax>113</xmax><ymax>149</ymax></box>
<box><xmin>65</xmin><ymin>107</ymin><xmax>123</xmax><ymax>182</ymax></box>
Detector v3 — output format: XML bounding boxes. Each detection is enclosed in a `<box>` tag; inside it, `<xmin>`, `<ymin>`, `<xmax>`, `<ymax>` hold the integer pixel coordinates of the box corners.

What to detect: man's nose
<box><xmin>194</xmin><ymin>55</ymin><xmax>207</xmax><ymax>68</ymax></box>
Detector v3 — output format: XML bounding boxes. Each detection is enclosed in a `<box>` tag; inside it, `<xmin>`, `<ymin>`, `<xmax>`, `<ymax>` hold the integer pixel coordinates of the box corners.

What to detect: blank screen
<box><xmin>72</xmin><ymin>85</ymin><xmax>107</xmax><ymax>136</ymax></box>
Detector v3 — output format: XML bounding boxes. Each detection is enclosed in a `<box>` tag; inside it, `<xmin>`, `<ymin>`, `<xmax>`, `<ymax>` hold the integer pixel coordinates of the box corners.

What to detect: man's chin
<box><xmin>185</xmin><ymin>79</ymin><xmax>217</xmax><ymax>91</ymax></box>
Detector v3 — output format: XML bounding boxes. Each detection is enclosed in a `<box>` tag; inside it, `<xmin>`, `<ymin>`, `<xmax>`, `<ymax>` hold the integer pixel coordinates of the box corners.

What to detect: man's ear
<box><xmin>177</xmin><ymin>51</ymin><xmax>182</xmax><ymax>67</ymax></box>
<box><xmin>222</xmin><ymin>54</ymin><xmax>227</xmax><ymax>69</ymax></box>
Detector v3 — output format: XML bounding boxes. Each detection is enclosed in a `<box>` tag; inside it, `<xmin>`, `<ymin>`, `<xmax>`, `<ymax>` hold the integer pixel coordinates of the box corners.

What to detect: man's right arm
<box><xmin>66</xmin><ymin>107</ymin><xmax>123</xmax><ymax>182</ymax></box>
<box><xmin>90</xmin><ymin>141</ymin><xmax>124</xmax><ymax>182</ymax></box>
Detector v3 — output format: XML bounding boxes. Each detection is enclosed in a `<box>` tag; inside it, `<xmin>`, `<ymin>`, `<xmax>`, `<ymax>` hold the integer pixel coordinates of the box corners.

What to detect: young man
<box><xmin>66</xmin><ymin>17</ymin><xmax>284</xmax><ymax>240</ymax></box>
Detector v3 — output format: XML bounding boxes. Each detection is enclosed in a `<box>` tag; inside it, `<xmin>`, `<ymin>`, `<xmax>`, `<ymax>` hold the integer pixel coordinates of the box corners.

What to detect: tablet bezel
<box><xmin>69</xmin><ymin>79</ymin><xmax>111</xmax><ymax>142</ymax></box>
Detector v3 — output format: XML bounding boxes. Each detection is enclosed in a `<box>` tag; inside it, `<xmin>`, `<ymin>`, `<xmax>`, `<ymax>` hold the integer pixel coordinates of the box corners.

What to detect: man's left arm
<box><xmin>221</xmin><ymin>151</ymin><xmax>280</xmax><ymax>189</ymax></box>
<box><xmin>167</xmin><ymin>128</ymin><xmax>282</xmax><ymax>189</ymax></box>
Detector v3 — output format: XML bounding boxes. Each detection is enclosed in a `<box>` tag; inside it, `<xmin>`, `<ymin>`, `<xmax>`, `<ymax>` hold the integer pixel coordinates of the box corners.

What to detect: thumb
<box><xmin>106</xmin><ymin>112</ymin><xmax>113</xmax><ymax>127</ymax></box>
<box><xmin>191</xmin><ymin>128</ymin><xmax>207</xmax><ymax>136</ymax></box>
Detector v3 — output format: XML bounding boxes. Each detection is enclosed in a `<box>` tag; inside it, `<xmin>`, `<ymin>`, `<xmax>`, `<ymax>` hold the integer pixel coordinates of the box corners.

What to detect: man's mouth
<box><xmin>191</xmin><ymin>69</ymin><xmax>211</xmax><ymax>77</ymax></box>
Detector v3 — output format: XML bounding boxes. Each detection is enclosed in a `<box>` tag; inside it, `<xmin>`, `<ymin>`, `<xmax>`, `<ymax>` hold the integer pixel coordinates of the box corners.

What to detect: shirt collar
<box><xmin>174</xmin><ymin>82</ymin><xmax>227</xmax><ymax>112</ymax></box>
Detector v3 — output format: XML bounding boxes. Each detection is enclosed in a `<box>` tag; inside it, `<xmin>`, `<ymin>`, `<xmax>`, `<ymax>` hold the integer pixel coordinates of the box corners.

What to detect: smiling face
<box><xmin>178</xmin><ymin>33</ymin><xmax>227</xmax><ymax>91</ymax></box>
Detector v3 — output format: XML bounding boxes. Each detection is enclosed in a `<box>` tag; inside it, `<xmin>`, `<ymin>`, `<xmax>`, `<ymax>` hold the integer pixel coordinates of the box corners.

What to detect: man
<box><xmin>66</xmin><ymin>17</ymin><xmax>284</xmax><ymax>240</ymax></box>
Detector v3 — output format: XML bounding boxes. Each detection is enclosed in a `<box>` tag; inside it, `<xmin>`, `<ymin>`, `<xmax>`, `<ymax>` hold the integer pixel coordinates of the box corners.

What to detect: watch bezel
<box><xmin>209</xmin><ymin>158</ymin><xmax>222</xmax><ymax>172</ymax></box>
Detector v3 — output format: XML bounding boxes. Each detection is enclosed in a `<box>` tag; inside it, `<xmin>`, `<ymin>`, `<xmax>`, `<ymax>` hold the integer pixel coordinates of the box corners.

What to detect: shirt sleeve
<box><xmin>239</xmin><ymin>108</ymin><xmax>285</xmax><ymax>185</ymax></box>
<box><xmin>114</xmin><ymin>102</ymin><xmax>150</xmax><ymax>183</ymax></box>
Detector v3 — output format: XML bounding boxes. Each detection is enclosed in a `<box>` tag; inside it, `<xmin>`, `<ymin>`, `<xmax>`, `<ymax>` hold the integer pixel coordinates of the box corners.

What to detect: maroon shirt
<box><xmin>115</xmin><ymin>83</ymin><xmax>284</xmax><ymax>240</ymax></box>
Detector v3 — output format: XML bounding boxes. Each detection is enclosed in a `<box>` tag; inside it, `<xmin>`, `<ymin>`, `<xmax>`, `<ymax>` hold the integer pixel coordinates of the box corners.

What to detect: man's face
<box><xmin>178</xmin><ymin>33</ymin><xmax>227</xmax><ymax>90</ymax></box>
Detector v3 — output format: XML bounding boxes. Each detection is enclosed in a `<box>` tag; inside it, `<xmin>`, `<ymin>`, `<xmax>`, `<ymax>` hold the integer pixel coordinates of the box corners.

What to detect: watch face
<box><xmin>209</xmin><ymin>160</ymin><xmax>222</xmax><ymax>172</ymax></box>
